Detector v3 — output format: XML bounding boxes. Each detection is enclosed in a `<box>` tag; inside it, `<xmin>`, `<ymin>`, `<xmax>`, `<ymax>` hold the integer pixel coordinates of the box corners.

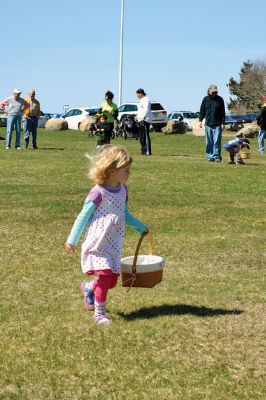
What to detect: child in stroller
<box><xmin>118</xmin><ymin>114</ymin><xmax>139</xmax><ymax>140</ymax></box>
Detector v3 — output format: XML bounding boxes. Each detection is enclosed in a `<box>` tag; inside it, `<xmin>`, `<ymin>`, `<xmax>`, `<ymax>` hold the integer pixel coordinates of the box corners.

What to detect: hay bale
<box><xmin>191</xmin><ymin>120</ymin><xmax>205</xmax><ymax>136</ymax></box>
<box><xmin>45</xmin><ymin>118</ymin><xmax>68</xmax><ymax>131</ymax></box>
<box><xmin>162</xmin><ymin>120</ymin><xmax>188</xmax><ymax>134</ymax></box>
<box><xmin>237</xmin><ymin>121</ymin><xmax>259</xmax><ymax>138</ymax></box>
<box><xmin>79</xmin><ymin>117</ymin><xmax>96</xmax><ymax>132</ymax></box>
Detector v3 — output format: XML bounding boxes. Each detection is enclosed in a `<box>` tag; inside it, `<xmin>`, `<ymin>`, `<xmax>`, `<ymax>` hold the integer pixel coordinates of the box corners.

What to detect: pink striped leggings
<box><xmin>91</xmin><ymin>274</ymin><xmax>119</xmax><ymax>302</ymax></box>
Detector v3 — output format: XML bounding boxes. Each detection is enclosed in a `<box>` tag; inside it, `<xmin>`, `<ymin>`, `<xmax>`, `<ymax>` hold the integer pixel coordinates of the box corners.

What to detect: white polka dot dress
<box><xmin>81</xmin><ymin>185</ymin><xmax>127</xmax><ymax>274</ymax></box>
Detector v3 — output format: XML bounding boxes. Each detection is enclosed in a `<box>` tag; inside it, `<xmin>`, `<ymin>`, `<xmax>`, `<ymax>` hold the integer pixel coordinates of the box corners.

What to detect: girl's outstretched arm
<box><xmin>65</xmin><ymin>199</ymin><xmax>96</xmax><ymax>249</ymax></box>
<box><xmin>125</xmin><ymin>203</ymin><xmax>148</xmax><ymax>234</ymax></box>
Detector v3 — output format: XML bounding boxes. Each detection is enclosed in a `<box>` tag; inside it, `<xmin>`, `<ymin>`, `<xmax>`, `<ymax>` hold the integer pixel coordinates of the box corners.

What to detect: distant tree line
<box><xmin>227</xmin><ymin>59</ymin><xmax>266</xmax><ymax>113</ymax></box>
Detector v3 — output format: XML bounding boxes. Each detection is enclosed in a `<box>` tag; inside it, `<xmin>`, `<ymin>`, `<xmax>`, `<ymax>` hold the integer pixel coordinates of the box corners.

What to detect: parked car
<box><xmin>225</xmin><ymin>114</ymin><xmax>255</xmax><ymax>124</ymax></box>
<box><xmin>244</xmin><ymin>112</ymin><xmax>258</xmax><ymax>122</ymax></box>
<box><xmin>117</xmin><ymin>102</ymin><xmax>167</xmax><ymax>132</ymax></box>
<box><xmin>168</xmin><ymin>111</ymin><xmax>198</xmax><ymax>131</ymax></box>
<box><xmin>224</xmin><ymin>115</ymin><xmax>243</xmax><ymax>131</ymax></box>
<box><xmin>225</xmin><ymin>114</ymin><xmax>256</xmax><ymax>131</ymax></box>
<box><xmin>86</xmin><ymin>107</ymin><xmax>100</xmax><ymax>117</ymax></box>
<box><xmin>44</xmin><ymin>113</ymin><xmax>54</xmax><ymax>120</ymax></box>
<box><xmin>61</xmin><ymin>107</ymin><xmax>100</xmax><ymax>130</ymax></box>
<box><xmin>37</xmin><ymin>111</ymin><xmax>49</xmax><ymax>128</ymax></box>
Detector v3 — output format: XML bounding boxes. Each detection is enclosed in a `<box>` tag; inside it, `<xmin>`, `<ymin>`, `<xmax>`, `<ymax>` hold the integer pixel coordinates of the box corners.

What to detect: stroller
<box><xmin>115</xmin><ymin>114</ymin><xmax>139</xmax><ymax>140</ymax></box>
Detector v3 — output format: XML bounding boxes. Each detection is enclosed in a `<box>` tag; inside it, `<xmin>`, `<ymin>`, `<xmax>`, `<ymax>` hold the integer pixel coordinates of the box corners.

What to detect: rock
<box><xmin>45</xmin><ymin>118</ymin><xmax>68</xmax><ymax>131</ymax></box>
<box><xmin>161</xmin><ymin>120</ymin><xmax>188</xmax><ymax>134</ymax></box>
<box><xmin>79</xmin><ymin>117</ymin><xmax>96</xmax><ymax>132</ymax></box>
<box><xmin>237</xmin><ymin>121</ymin><xmax>259</xmax><ymax>138</ymax></box>
<box><xmin>191</xmin><ymin>120</ymin><xmax>205</xmax><ymax>136</ymax></box>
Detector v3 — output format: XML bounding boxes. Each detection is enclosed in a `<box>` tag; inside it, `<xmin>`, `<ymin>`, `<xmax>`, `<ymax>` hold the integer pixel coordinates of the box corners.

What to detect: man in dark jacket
<box><xmin>199</xmin><ymin>84</ymin><xmax>225</xmax><ymax>162</ymax></box>
<box><xmin>257</xmin><ymin>96</ymin><xmax>266</xmax><ymax>155</ymax></box>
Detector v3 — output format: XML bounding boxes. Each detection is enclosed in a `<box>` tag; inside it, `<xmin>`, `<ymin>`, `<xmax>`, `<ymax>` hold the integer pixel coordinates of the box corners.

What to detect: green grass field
<box><xmin>0</xmin><ymin>128</ymin><xmax>265</xmax><ymax>400</ymax></box>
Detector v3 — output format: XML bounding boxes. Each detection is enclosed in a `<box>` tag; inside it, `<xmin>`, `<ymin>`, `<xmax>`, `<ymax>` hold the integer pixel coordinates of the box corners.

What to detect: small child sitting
<box><xmin>224</xmin><ymin>137</ymin><xmax>250</xmax><ymax>164</ymax></box>
<box><xmin>91</xmin><ymin>114</ymin><xmax>113</xmax><ymax>148</ymax></box>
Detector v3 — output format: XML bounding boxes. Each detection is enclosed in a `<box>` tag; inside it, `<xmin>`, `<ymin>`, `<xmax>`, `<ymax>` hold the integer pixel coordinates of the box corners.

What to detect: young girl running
<box><xmin>65</xmin><ymin>145</ymin><xmax>148</xmax><ymax>325</ymax></box>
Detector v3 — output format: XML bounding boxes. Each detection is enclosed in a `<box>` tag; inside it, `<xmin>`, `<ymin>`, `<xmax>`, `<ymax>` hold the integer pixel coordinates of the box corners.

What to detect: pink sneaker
<box><xmin>80</xmin><ymin>282</ymin><xmax>95</xmax><ymax>311</ymax></box>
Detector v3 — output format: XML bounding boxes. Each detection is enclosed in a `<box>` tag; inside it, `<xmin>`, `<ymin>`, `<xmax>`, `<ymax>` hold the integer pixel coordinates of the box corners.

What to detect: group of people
<box><xmin>0</xmin><ymin>89</ymin><xmax>41</xmax><ymax>149</ymax></box>
<box><xmin>91</xmin><ymin>88</ymin><xmax>152</xmax><ymax>155</ymax></box>
<box><xmin>0</xmin><ymin>87</ymin><xmax>154</xmax><ymax>156</ymax></box>
<box><xmin>199</xmin><ymin>84</ymin><xmax>266</xmax><ymax>164</ymax></box>
<box><xmin>1</xmin><ymin>85</ymin><xmax>265</xmax><ymax>162</ymax></box>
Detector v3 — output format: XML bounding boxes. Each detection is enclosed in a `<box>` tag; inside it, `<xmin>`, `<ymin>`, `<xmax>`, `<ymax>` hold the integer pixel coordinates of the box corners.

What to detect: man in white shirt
<box><xmin>136</xmin><ymin>88</ymin><xmax>152</xmax><ymax>155</ymax></box>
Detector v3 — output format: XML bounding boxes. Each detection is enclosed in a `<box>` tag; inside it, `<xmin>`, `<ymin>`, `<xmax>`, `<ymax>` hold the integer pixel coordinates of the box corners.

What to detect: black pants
<box><xmin>139</xmin><ymin>121</ymin><xmax>151</xmax><ymax>155</ymax></box>
<box><xmin>97</xmin><ymin>137</ymin><xmax>111</xmax><ymax>147</ymax></box>
<box><xmin>109</xmin><ymin>123</ymin><xmax>115</xmax><ymax>138</ymax></box>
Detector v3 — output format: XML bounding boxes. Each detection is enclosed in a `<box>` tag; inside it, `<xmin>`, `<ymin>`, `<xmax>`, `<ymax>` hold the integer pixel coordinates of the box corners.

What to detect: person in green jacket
<box><xmin>199</xmin><ymin>84</ymin><xmax>225</xmax><ymax>162</ymax></box>
<box><xmin>99</xmin><ymin>91</ymin><xmax>118</xmax><ymax>136</ymax></box>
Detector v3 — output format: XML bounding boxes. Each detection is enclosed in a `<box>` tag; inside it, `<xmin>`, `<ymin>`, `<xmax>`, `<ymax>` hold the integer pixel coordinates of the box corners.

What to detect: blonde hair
<box><xmin>87</xmin><ymin>145</ymin><xmax>132</xmax><ymax>185</ymax></box>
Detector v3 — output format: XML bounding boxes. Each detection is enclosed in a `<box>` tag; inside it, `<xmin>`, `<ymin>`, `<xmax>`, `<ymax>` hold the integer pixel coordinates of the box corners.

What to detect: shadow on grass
<box><xmin>39</xmin><ymin>147</ymin><xmax>65</xmax><ymax>151</ymax></box>
<box><xmin>242</xmin><ymin>163</ymin><xmax>259</xmax><ymax>166</ymax></box>
<box><xmin>118</xmin><ymin>304</ymin><xmax>244</xmax><ymax>320</ymax></box>
<box><xmin>161</xmin><ymin>154</ymin><xmax>191</xmax><ymax>157</ymax></box>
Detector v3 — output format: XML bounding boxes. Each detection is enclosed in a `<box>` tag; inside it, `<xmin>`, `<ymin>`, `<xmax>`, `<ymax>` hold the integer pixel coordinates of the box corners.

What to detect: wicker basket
<box><xmin>121</xmin><ymin>232</ymin><xmax>165</xmax><ymax>289</ymax></box>
<box><xmin>240</xmin><ymin>150</ymin><xmax>251</xmax><ymax>159</ymax></box>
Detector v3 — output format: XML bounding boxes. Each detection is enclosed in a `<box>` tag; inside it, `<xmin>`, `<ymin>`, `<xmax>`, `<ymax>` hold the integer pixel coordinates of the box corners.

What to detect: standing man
<box><xmin>199</xmin><ymin>84</ymin><xmax>225</xmax><ymax>162</ymax></box>
<box><xmin>136</xmin><ymin>88</ymin><xmax>152</xmax><ymax>155</ymax></box>
<box><xmin>24</xmin><ymin>89</ymin><xmax>41</xmax><ymax>149</ymax></box>
<box><xmin>0</xmin><ymin>89</ymin><xmax>29</xmax><ymax>150</ymax></box>
<box><xmin>257</xmin><ymin>96</ymin><xmax>266</xmax><ymax>155</ymax></box>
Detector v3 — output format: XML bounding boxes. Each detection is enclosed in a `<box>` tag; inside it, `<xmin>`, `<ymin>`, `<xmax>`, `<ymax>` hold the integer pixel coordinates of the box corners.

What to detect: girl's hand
<box><xmin>65</xmin><ymin>243</ymin><xmax>75</xmax><ymax>253</ymax></box>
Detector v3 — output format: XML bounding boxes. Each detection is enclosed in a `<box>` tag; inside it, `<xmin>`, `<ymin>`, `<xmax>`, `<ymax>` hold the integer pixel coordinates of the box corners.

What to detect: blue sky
<box><xmin>0</xmin><ymin>0</ymin><xmax>265</xmax><ymax>113</ymax></box>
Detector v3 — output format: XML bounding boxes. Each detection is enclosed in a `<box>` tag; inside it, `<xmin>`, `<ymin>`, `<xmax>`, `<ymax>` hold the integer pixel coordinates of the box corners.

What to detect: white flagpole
<box><xmin>118</xmin><ymin>0</ymin><xmax>124</xmax><ymax>106</ymax></box>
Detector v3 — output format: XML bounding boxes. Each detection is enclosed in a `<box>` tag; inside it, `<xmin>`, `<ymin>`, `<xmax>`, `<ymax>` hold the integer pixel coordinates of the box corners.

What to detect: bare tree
<box><xmin>227</xmin><ymin>59</ymin><xmax>266</xmax><ymax>113</ymax></box>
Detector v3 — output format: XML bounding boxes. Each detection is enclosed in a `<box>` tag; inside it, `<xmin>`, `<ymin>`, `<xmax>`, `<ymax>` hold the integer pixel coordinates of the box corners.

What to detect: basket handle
<box><xmin>132</xmin><ymin>232</ymin><xmax>152</xmax><ymax>275</ymax></box>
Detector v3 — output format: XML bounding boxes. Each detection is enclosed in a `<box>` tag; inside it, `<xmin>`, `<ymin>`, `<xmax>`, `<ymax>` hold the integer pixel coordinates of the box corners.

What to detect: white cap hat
<box><xmin>208</xmin><ymin>84</ymin><xmax>218</xmax><ymax>94</ymax></box>
<box><xmin>13</xmin><ymin>88</ymin><xmax>22</xmax><ymax>94</ymax></box>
